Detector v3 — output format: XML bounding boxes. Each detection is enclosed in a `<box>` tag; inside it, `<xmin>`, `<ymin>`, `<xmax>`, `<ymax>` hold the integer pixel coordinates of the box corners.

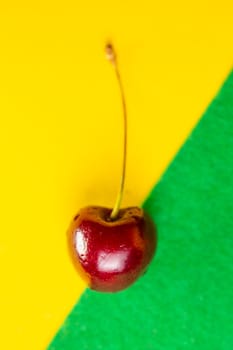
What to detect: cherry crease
<box><xmin>67</xmin><ymin>206</ymin><xmax>157</xmax><ymax>292</ymax></box>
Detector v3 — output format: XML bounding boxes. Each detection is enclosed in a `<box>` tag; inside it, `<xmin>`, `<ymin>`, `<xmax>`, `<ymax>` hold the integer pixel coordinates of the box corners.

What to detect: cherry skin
<box><xmin>67</xmin><ymin>206</ymin><xmax>157</xmax><ymax>292</ymax></box>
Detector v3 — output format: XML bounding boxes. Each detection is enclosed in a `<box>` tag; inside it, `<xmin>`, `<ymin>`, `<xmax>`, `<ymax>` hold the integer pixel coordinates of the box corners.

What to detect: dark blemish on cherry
<box><xmin>74</xmin><ymin>214</ymin><xmax>80</xmax><ymax>221</ymax></box>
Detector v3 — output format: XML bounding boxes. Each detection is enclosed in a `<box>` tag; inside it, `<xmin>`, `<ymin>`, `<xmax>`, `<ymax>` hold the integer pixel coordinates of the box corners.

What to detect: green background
<box><xmin>49</xmin><ymin>71</ymin><xmax>233</xmax><ymax>350</ymax></box>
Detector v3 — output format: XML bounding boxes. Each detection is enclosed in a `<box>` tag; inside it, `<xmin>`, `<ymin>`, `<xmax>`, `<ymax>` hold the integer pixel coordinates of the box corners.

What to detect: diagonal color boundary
<box><xmin>48</xmin><ymin>70</ymin><xmax>233</xmax><ymax>350</ymax></box>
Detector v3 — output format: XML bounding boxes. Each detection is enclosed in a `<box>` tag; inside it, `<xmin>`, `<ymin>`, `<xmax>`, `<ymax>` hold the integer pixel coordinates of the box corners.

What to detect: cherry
<box><xmin>67</xmin><ymin>206</ymin><xmax>156</xmax><ymax>292</ymax></box>
<box><xmin>67</xmin><ymin>43</ymin><xmax>157</xmax><ymax>292</ymax></box>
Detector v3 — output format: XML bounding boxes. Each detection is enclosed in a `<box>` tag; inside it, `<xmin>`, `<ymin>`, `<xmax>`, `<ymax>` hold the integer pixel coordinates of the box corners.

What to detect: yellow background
<box><xmin>0</xmin><ymin>1</ymin><xmax>232</xmax><ymax>349</ymax></box>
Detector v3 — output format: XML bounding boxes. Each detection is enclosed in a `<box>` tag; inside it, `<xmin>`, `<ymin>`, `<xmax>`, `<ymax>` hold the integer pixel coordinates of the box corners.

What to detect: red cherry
<box><xmin>66</xmin><ymin>43</ymin><xmax>158</xmax><ymax>292</ymax></box>
<box><xmin>67</xmin><ymin>206</ymin><xmax>157</xmax><ymax>292</ymax></box>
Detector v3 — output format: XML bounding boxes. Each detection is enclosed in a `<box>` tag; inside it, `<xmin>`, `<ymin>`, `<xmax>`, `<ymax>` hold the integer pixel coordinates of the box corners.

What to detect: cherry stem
<box><xmin>105</xmin><ymin>43</ymin><xmax>127</xmax><ymax>221</ymax></box>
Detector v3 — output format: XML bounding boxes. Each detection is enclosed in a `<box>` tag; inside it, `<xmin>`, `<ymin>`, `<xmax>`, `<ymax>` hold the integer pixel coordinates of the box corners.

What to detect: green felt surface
<box><xmin>48</xmin><ymin>71</ymin><xmax>233</xmax><ymax>350</ymax></box>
